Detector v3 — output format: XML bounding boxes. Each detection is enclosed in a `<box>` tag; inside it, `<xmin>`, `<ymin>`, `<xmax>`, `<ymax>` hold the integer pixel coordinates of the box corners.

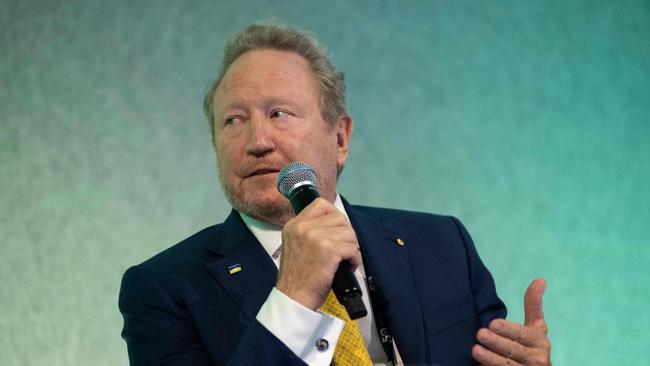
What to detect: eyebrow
<box><xmin>264</xmin><ymin>97</ymin><xmax>302</xmax><ymax>112</ymax></box>
<box><xmin>219</xmin><ymin>97</ymin><xmax>304</xmax><ymax>115</ymax></box>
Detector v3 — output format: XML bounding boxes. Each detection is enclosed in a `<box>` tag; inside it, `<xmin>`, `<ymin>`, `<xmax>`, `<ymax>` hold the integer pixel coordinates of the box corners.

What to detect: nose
<box><xmin>245</xmin><ymin>115</ymin><xmax>276</xmax><ymax>157</ymax></box>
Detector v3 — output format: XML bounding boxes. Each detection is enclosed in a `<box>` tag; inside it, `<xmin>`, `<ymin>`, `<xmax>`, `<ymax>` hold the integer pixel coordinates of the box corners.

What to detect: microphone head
<box><xmin>277</xmin><ymin>162</ymin><xmax>318</xmax><ymax>198</ymax></box>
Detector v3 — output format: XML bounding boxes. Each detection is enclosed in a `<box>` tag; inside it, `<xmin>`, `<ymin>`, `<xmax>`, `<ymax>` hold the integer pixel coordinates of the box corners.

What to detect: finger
<box><xmin>330</xmin><ymin>239</ymin><xmax>362</xmax><ymax>269</ymax></box>
<box><xmin>524</xmin><ymin>278</ymin><xmax>547</xmax><ymax>329</ymax></box>
<box><xmin>300</xmin><ymin>217</ymin><xmax>358</xmax><ymax>243</ymax></box>
<box><xmin>297</xmin><ymin>198</ymin><xmax>338</xmax><ymax>219</ymax></box>
<box><xmin>488</xmin><ymin>319</ymin><xmax>543</xmax><ymax>347</ymax></box>
<box><xmin>305</xmin><ymin>210</ymin><xmax>352</xmax><ymax>228</ymax></box>
<box><xmin>476</xmin><ymin>328</ymin><xmax>532</xmax><ymax>364</ymax></box>
<box><xmin>472</xmin><ymin>344</ymin><xmax>524</xmax><ymax>366</ymax></box>
<box><xmin>284</xmin><ymin>212</ymin><xmax>355</xmax><ymax>247</ymax></box>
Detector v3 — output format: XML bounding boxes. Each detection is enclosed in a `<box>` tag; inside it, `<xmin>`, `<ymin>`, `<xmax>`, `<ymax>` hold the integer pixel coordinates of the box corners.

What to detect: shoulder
<box><xmin>140</xmin><ymin>224</ymin><xmax>222</xmax><ymax>268</ymax></box>
<box><xmin>350</xmin><ymin>204</ymin><xmax>448</xmax><ymax>221</ymax></box>
<box><xmin>124</xmin><ymin>214</ymin><xmax>244</xmax><ymax>284</ymax></box>
<box><xmin>349</xmin><ymin>204</ymin><xmax>466</xmax><ymax>237</ymax></box>
<box><xmin>119</xmin><ymin>221</ymin><xmax>235</xmax><ymax>306</ymax></box>
<box><xmin>348</xmin><ymin>203</ymin><xmax>476</xmax><ymax>268</ymax></box>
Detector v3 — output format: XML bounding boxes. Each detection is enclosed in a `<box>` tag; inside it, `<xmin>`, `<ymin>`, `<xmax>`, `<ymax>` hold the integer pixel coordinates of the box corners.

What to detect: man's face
<box><xmin>212</xmin><ymin>49</ymin><xmax>352</xmax><ymax>226</ymax></box>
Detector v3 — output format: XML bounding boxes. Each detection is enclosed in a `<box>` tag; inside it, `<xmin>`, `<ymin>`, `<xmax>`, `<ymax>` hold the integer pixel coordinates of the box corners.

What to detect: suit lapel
<box><xmin>202</xmin><ymin>203</ymin><xmax>427</xmax><ymax>361</ymax></box>
<box><xmin>344</xmin><ymin>199</ymin><xmax>427</xmax><ymax>364</ymax></box>
<box><xmin>205</xmin><ymin>210</ymin><xmax>278</xmax><ymax>322</ymax></box>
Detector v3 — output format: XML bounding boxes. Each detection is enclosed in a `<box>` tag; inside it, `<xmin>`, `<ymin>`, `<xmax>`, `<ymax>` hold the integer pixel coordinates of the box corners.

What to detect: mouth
<box><xmin>245</xmin><ymin>169</ymin><xmax>280</xmax><ymax>178</ymax></box>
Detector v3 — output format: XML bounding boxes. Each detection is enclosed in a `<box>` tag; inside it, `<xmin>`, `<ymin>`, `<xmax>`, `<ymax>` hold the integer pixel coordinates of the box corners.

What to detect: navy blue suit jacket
<box><xmin>119</xmin><ymin>200</ymin><xmax>506</xmax><ymax>365</ymax></box>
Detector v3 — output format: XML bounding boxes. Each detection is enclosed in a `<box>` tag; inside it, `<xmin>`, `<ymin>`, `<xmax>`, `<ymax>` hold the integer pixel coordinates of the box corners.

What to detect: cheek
<box><xmin>301</xmin><ymin>139</ymin><xmax>339</xmax><ymax>174</ymax></box>
<box><xmin>215</xmin><ymin>144</ymin><xmax>239</xmax><ymax>179</ymax></box>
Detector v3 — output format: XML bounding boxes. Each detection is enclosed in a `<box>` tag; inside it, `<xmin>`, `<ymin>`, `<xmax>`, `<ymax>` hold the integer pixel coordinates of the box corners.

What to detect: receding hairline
<box><xmin>211</xmin><ymin>49</ymin><xmax>325</xmax><ymax>121</ymax></box>
<box><xmin>204</xmin><ymin>21</ymin><xmax>348</xmax><ymax>139</ymax></box>
<box><xmin>216</xmin><ymin>48</ymin><xmax>317</xmax><ymax>93</ymax></box>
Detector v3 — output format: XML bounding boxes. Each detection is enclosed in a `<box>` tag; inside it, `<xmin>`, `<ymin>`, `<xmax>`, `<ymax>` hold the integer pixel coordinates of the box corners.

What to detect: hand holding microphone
<box><xmin>276</xmin><ymin>162</ymin><xmax>367</xmax><ymax>319</ymax></box>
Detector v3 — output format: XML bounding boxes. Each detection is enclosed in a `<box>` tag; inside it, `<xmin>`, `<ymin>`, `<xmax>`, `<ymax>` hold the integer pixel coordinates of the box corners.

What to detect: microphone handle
<box><xmin>288</xmin><ymin>184</ymin><xmax>320</xmax><ymax>215</ymax></box>
<box><xmin>288</xmin><ymin>185</ymin><xmax>368</xmax><ymax>319</ymax></box>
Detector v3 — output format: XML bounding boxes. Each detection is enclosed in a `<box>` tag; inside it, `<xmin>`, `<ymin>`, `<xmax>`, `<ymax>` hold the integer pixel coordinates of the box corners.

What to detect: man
<box><xmin>119</xmin><ymin>22</ymin><xmax>552</xmax><ymax>365</ymax></box>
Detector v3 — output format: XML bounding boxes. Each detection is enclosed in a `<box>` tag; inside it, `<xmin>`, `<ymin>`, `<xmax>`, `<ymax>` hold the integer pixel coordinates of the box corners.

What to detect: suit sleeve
<box><xmin>118</xmin><ymin>265</ymin><xmax>307</xmax><ymax>366</ymax></box>
<box><xmin>449</xmin><ymin>216</ymin><xmax>508</xmax><ymax>327</ymax></box>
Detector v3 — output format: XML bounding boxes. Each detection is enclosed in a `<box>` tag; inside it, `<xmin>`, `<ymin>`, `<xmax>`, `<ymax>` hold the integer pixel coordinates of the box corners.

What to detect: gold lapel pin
<box><xmin>396</xmin><ymin>238</ymin><xmax>405</xmax><ymax>246</ymax></box>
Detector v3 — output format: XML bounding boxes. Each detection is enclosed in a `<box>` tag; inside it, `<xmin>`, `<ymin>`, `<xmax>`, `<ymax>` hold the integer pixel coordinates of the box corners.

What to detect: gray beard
<box><xmin>219</xmin><ymin>177</ymin><xmax>296</xmax><ymax>227</ymax></box>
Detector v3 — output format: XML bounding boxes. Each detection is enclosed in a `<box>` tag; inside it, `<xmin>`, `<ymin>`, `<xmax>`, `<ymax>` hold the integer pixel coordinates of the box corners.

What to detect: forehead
<box><xmin>214</xmin><ymin>49</ymin><xmax>319</xmax><ymax>110</ymax></box>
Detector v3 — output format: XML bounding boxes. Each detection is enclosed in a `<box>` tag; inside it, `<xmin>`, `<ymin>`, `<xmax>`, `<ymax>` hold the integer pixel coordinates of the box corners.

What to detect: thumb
<box><xmin>524</xmin><ymin>277</ymin><xmax>547</xmax><ymax>329</ymax></box>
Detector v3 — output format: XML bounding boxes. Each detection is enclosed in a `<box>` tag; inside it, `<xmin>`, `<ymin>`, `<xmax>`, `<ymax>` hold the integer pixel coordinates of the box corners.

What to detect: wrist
<box><xmin>276</xmin><ymin>282</ymin><xmax>321</xmax><ymax>311</ymax></box>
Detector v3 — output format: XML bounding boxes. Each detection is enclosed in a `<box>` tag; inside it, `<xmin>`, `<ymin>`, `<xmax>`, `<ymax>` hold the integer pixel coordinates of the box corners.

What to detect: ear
<box><xmin>335</xmin><ymin>115</ymin><xmax>353</xmax><ymax>170</ymax></box>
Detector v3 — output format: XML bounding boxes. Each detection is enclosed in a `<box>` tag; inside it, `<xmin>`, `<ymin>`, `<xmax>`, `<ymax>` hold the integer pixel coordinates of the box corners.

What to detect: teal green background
<box><xmin>2</xmin><ymin>0</ymin><xmax>649</xmax><ymax>364</ymax></box>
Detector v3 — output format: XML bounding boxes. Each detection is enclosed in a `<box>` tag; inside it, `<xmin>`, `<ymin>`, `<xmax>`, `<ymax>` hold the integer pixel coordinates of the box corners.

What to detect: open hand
<box><xmin>472</xmin><ymin>278</ymin><xmax>551</xmax><ymax>365</ymax></box>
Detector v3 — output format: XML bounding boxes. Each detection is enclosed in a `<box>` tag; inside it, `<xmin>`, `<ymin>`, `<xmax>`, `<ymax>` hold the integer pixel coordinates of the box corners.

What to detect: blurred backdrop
<box><xmin>1</xmin><ymin>0</ymin><xmax>649</xmax><ymax>364</ymax></box>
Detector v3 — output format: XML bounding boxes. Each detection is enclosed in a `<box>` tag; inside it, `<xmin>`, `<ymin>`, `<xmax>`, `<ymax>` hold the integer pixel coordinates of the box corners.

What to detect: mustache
<box><xmin>238</xmin><ymin>159</ymin><xmax>287</xmax><ymax>178</ymax></box>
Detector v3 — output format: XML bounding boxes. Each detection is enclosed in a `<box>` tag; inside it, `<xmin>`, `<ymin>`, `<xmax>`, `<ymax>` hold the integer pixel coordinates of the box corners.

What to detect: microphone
<box><xmin>277</xmin><ymin>162</ymin><xmax>368</xmax><ymax>320</ymax></box>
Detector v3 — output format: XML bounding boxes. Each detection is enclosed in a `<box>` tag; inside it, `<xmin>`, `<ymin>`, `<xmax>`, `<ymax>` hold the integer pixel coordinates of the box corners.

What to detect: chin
<box><xmin>225</xmin><ymin>187</ymin><xmax>295</xmax><ymax>226</ymax></box>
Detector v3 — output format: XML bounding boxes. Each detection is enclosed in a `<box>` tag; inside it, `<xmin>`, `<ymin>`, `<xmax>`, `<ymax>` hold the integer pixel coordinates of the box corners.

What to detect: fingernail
<box><xmin>491</xmin><ymin>321</ymin><xmax>501</xmax><ymax>331</ymax></box>
<box><xmin>476</xmin><ymin>328</ymin><xmax>487</xmax><ymax>341</ymax></box>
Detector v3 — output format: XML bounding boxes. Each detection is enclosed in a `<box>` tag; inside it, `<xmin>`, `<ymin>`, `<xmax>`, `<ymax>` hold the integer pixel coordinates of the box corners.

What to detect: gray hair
<box><xmin>203</xmin><ymin>21</ymin><xmax>347</xmax><ymax>138</ymax></box>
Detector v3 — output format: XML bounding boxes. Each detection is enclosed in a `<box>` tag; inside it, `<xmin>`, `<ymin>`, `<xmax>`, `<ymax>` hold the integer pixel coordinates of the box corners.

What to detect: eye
<box><xmin>224</xmin><ymin>116</ymin><xmax>241</xmax><ymax>126</ymax></box>
<box><xmin>270</xmin><ymin>110</ymin><xmax>291</xmax><ymax>119</ymax></box>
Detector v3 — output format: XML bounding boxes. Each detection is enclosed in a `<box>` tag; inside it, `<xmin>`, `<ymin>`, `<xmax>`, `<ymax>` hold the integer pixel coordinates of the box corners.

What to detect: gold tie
<box><xmin>320</xmin><ymin>291</ymin><xmax>373</xmax><ymax>366</ymax></box>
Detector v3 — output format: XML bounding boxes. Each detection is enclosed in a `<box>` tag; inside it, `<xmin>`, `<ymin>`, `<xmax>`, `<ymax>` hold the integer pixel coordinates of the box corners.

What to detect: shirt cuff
<box><xmin>256</xmin><ymin>287</ymin><xmax>345</xmax><ymax>366</ymax></box>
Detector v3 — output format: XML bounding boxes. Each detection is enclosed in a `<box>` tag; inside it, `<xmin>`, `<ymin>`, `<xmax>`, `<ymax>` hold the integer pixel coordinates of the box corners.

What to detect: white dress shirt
<box><xmin>241</xmin><ymin>194</ymin><xmax>403</xmax><ymax>366</ymax></box>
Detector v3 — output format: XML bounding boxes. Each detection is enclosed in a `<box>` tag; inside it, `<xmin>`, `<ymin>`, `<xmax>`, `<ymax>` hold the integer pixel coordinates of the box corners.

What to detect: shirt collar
<box><xmin>239</xmin><ymin>193</ymin><xmax>349</xmax><ymax>264</ymax></box>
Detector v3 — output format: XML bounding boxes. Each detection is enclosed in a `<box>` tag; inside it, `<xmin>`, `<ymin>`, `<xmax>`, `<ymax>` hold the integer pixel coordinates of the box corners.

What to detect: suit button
<box><xmin>315</xmin><ymin>338</ymin><xmax>329</xmax><ymax>351</ymax></box>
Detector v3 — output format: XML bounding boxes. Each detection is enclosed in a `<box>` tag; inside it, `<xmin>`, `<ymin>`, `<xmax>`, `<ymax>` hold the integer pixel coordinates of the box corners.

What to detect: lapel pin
<box><xmin>396</xmin><ymin>238</ymin><xmax>405</xmax><ymax>246</ymax></box>
<box><xmin>228</xmin><ymin>264</ymin><xmax>242</xmax><ymax>275</ymax></box>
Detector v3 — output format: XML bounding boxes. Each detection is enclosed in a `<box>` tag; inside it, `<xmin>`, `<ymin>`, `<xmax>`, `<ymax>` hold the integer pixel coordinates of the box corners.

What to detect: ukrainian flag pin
<box><xmin>228</xmin><ymin>264</ymin><xmax>242</xmax><ymax>275</ymax></box>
